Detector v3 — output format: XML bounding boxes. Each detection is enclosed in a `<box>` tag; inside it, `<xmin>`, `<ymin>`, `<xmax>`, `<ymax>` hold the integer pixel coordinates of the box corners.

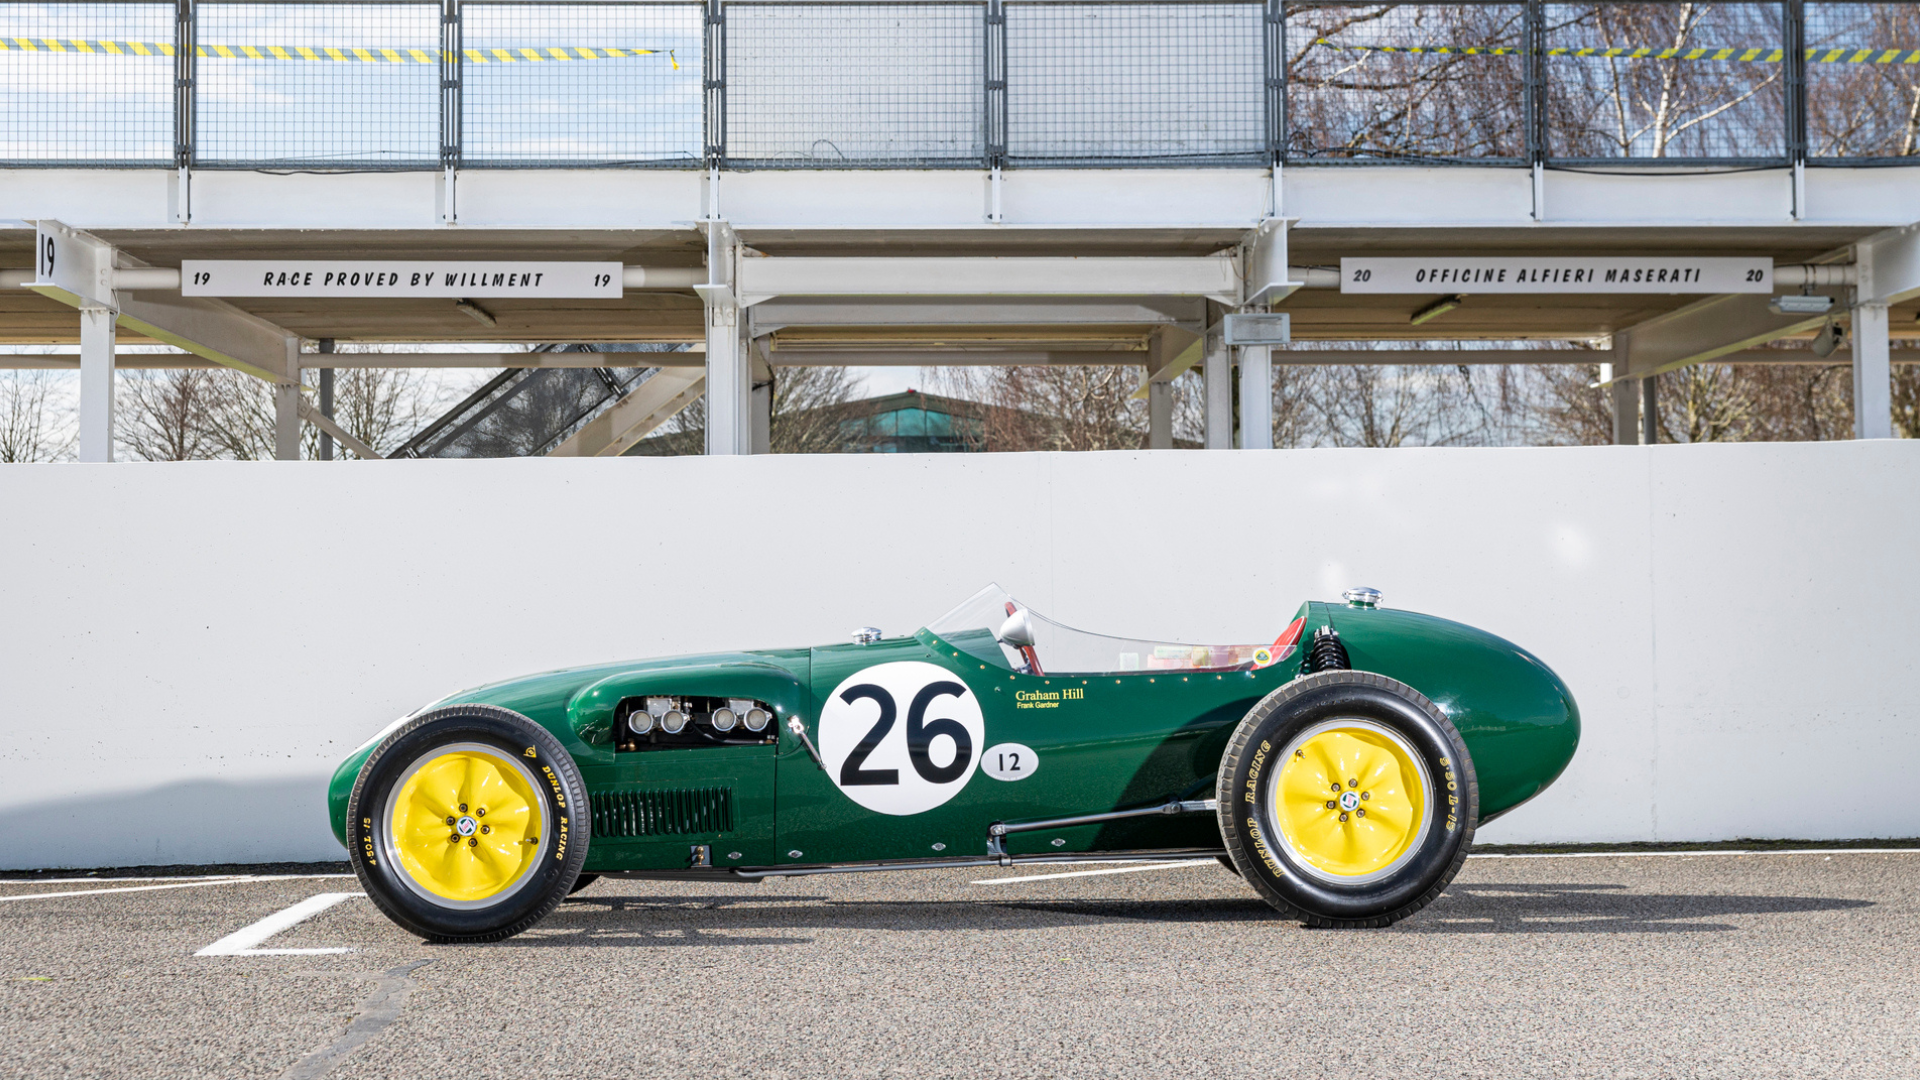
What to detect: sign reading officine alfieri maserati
<box><xmin>1340</xmin><ymin>256</ymin><xmax>1772</xmax><ymax>294</ymax></box>
<box><xmin>179</xmin><ymin>261</ymin><xmax>623</xmax><ymax>298</ymax></box>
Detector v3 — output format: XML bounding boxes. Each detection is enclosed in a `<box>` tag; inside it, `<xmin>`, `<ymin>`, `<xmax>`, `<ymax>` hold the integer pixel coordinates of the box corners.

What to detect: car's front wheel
<box><xmin>1217</xmin><ymin>670</ymin><xmax>1476</xmax><ymax>928</ymax></box>
<box><xmin>347</xmin><ymin>704</ymin><xmax>590</xmax><ymax>943</ymax></box>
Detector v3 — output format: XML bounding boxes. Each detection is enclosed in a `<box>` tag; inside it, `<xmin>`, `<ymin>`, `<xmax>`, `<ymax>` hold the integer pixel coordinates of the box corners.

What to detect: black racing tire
<box><xmin>568</xmin><ymin>874</ymin><xmax>601</xmax><ymax>896</ymax></box>
<box><xmin>347</xmin><ymin>704</ymin><xmax>591</xmax><ymax>943</ymax></box>
<box><xmin>1217</xmin><ymin>670</ymin><xmax>1476</xmax><ymax>928</ymax></box>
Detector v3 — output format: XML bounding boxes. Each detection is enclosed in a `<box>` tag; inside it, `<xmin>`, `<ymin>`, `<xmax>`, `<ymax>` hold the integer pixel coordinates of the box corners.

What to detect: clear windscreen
<box><xmin>925</xmin><ymin>583</ymin><xmax>1269</xmax><ymax>676</ymax></box>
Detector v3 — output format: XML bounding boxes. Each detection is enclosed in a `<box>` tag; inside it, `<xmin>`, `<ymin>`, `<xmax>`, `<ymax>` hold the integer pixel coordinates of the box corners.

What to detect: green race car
<box><xmin>330</xmin><ymin>584</ymin><xmax>1579</xmax><ymax>941</ymax></box>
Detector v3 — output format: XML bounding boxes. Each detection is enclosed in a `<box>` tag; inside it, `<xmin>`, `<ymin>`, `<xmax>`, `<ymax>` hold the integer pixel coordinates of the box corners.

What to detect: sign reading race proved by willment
<box><xmin>179</xmin><ymin>261</ymin><xmax>623</xmax><ymax>299</ymax></box>
<box><xmin>1339</xmin><ymin>257</ymin><xmax>1772</xmax><ymax>294</ymax></box>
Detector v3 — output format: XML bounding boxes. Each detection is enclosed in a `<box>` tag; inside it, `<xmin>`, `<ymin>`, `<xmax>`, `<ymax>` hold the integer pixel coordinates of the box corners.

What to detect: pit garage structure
<box><xmin>3</xmin><ymin>0</ymin><xmax>1918</xmax><ymax>460</ymax></box>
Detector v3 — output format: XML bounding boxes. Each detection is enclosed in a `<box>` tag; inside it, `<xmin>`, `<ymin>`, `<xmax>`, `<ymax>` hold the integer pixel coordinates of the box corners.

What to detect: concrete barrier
<box><xmin>2</xmin><ymin>441</ymin><xmax>1914</xmax><ymax>868</ymax></box>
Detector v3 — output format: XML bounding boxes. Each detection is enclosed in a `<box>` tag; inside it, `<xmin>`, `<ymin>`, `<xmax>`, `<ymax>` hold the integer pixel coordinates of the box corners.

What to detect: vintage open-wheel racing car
<box><xmin>330</xmin><ymin>584</ymin><xmax>1580</xmax><ymax>941</ymax></box>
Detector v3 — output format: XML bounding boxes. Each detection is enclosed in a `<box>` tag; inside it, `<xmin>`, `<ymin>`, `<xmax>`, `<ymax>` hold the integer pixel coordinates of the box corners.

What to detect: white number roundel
<box><xmin>818</xmin><ymin>661</ymin><xmax>984</xmax><ymax>815</ymax></box>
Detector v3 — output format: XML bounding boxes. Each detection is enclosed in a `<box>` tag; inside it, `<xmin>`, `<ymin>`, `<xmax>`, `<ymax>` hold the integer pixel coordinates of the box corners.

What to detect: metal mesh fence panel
<box><xmin>1805</xmin><ymin>2</ymin><xmax>1920</xmax><ymax>160</ymax></box>
<box><xmin>194</xmin><ymin>1</ymin><xmax>440</xmax><ymax>167</ymax></box>
<box><xmin>461</xmin><ymin>2</ymin><xmax>703</xmax><ymax>166</ymax></box>
<box><xmin>725</xmin><ymin>2</ymin><xmax>984</xmax><ymax>167</ymax></box>
<box><xmin>1006</xmin><ymin>1</ymin><xmax>1265</xmax><ymax>165</ymax></box>
<box><xmin>1545</xmin><ymin>2</ymin><xmax>1787</xmax><ymax>162</ymax></box>
<box><xmin>1</xmin><ymin>2</ymin><xmax>176</xmax><ymax>165</ymax></box>
<box><xmin>1285</xmin><ymin>2</ymin><xmax>1526</xmax><ymax>161</ymax></box>
<box><xmin>403</xmin><ymin>358</ymin><xmax>653</xmax><ymax>457</ymax></box>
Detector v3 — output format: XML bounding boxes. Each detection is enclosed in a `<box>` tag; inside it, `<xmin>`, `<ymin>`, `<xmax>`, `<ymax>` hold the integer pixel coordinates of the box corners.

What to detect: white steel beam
<box><xmin>14</xmin><ymin>344</ymin><xmax>1915</xmax><ymax>372</ymax></box>
<box><xmin>294</xmin><ymin>397</ymin><xmax>383</xmax><ymax>460</ymax></box>
<box><xmin>548</xmin><ymin>369</ymin><xmax>706</xmax><ymax>458</ymax></box>
<box><xmin>750</xmin><ymin>297</ymin><xmax>1203</xmax><ymax>333</ymax></box>
<box><xmin>1238</xmin><ymin>345</ymin><xmax>1273</xmax><ymax>450</ymax></box>
<box><xmin>1613</xmin><ymin>291</ymin><xmax>1844</xmax><ymax>380</ymax></box>
<box><xmin>1853</xmin><ymin>224</ymin><xmax>1920</xmax><ymax>439</ymax></box>
<box><xmin>735</xmin><ymin>256</ymin><xmax>1242</xmax><ymax>307</ymax></box>
<box><xmin>26</xmin><ymin>220</ymin><xmax>296</xmax><ymax>385</ymax></box>
<box><xmin>77</xmin><ymin>306</ymin><xmax>115</xmax><ymax>462</ymax></box>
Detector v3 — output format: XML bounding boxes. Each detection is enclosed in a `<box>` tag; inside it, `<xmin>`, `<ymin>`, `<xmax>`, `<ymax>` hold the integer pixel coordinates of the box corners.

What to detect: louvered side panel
<box><xmin>590</xmin><ymin>786</ymin><xmax>735</xmax><ymax>838</ymax></box>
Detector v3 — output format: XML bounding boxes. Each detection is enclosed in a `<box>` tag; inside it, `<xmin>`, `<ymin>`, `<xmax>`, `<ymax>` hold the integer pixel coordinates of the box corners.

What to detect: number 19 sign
<box><xmin>179</xmin><ymin>260</ymin><xmax>623</xmax><ymax>299</ymax></box>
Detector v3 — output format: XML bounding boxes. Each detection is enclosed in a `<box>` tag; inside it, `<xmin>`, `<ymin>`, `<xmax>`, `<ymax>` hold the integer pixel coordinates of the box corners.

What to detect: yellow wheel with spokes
<box><xmin>383</xmin><ymin>743</ymin><xmax>549</xmax><ymax>907</ymax></box>
<box><xmin>1270</xmin><ymin>720</ymin><xmax>1430</xmax><ymax>885</ymax></box>
<box><xmin>1216</xmin><ymin>670</ymin><xmax>1475</xmax><ymax>928</ymax></box>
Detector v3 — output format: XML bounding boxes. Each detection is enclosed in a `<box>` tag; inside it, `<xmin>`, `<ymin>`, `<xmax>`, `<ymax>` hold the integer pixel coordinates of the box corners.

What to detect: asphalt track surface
<box><xmin>2</xmin><ymin>851</ymin><xmax>1916</xmax><ymax>1079</ymax></box>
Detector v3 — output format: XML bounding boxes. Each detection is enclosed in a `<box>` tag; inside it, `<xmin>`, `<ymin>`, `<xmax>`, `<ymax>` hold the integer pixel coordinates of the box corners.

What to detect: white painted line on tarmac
<box><xmin>972</xmin><ymin>860</ymin><xmax>1214</xmax><ymax>885</ymax></box>
<box><xmin>0</xmin><ymin>875</ymin><xmax>250</xmax><ymax>884</ymax></box>
<box><xmin>197</xmin><ymin>892</ymin><xmax>365</xmax><ymax>957</ymax></box>
<box><xmin>0</xmin><ymin>873</ymin><xmax>356</xmax><ymax>903</ymax></box>
<box><xmin>1469</xmin><ymin>848</ymin><xmax>1920</xmax><ymax>860</ymax></box>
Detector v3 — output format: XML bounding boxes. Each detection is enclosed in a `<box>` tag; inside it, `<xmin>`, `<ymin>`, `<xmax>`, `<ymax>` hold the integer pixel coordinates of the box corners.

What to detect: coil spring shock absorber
<box><xmin>1305</xmin><ymin>626</ymin><xmax>1350</xmax><ymax>673</ymax></box>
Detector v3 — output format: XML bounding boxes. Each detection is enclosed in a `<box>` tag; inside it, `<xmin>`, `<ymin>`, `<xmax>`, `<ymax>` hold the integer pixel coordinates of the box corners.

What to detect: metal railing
<box><xmin>2</xmin><ymin>0</ymin><xmax>1914</xmax><ymax>168</ymax></box>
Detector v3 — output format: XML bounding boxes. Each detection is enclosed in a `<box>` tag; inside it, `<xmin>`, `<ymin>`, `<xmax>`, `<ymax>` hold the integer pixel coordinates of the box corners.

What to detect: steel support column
<box><xmin>1147</xmin><ymin>380</ymin><xmax>1173</xmax><ymax>449</ymax></box>
<box><xmin>1610</xmin><ymin>378</ymin><xmax>1639</xmax><ymax>445</ymax></box>
<box><xmin>1852</xmin><ymin>303</ymin><xmax>1892</xmax><ymax>439</ymax></box>
<box><xmin>274</xmin><ymin>339</ymin><xmax>300</xmax><ymax>460</ymax></box>
<box><xmin>1203</xmin><ymin>326</ymin><xmax>1233</xmax><ymax>450</ymax></box>
<box><xmin>1640</xmin><ymin>375</ymin><xmax>1659</xmax><ymax>444</ymax></box>
<box><xmin>704</xmin><ymin>304</ymin><xmax>750</xmax><ymax>455</ymax></box>
<box><xmin>317</xmin><ymin>338</ymin><xmax>335</xmax><ymax>460</ymax></box>
<box><xmin>751</xmin><ymin>377</ymin><xmax>773</xmax><ymax>454</ymax></box>
<box><xmin>77</xmin><ymin>307</ymin><xmax>116</xmax><ymax>462</ymax></box>
<box><xmin>1238</xmin><ymin>345</ymin><xmax>1273</xmax><ymax>450</ymax></box>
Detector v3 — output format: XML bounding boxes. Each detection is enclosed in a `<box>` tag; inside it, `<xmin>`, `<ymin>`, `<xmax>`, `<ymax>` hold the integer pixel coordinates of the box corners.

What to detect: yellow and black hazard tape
<box><xmin>0</xmin><ymin>38</ymin><xmax>678</xmax><ymax>67</ymax></box>
<box><xmin>1317</xmin><ymin>40</ymin><xmax>1920</xmax><ymax>63</ymax></box>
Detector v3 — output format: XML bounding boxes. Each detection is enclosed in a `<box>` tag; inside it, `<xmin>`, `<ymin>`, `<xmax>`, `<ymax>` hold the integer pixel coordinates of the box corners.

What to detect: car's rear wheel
<box><xmin>347</xmin><ymin>704</ymin><xmax>590</xmax><ymax>943</ymax></box>
<box><xmin>1217</xmin><ymin>670</ymin><xmax>1476</xmax><ymax>928</ymax></box>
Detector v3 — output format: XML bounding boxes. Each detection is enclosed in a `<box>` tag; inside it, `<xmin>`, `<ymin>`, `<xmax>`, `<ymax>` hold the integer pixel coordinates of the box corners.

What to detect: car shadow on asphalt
<box><xmin>986</xmin><ymin>884</ymin><xmax>1870</xmax><ymax>933</ymax></box>
<box><xmin>502</xmin><ymin>884</ymin><xmax>1873</xmax><ymax>944</ymax></box>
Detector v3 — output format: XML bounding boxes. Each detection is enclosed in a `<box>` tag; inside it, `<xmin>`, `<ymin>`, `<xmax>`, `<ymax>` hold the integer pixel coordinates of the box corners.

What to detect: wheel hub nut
<box><xmin>1338</xmin><ymin>812</ymin><xmax>1350</xmax><ymax>822</ymax></box>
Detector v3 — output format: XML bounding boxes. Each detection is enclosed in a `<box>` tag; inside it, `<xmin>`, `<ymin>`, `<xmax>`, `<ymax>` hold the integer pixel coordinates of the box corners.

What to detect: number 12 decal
<box><xmin>818</xmin><ymin>661</ymin><xmax>984</xmax><ymax>815</ymax></box>
<box><xmin>982</xmin><ymin>742</ymin><xmax>1038</xmax><ymax>782</ymax></box>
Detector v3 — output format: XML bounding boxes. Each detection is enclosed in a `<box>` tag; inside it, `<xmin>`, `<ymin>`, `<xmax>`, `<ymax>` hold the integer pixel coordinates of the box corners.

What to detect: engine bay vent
<box><xmin>1305</xmin><ymin>626</ymin><xmax>1350</xmax><ymax>673</ymax></box>
<box><xmin>591</xmin><ymin>786</ymin><xmax>735</xmax><ymax>839</ymax></box>
<box><xmin>616</xmin><ymin>696</ymin><xmax>778</xmax><ymax>752</ymax></box>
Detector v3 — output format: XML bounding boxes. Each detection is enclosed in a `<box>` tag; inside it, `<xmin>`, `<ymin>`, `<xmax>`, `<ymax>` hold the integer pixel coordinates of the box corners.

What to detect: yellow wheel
<box><xmin>351</xmin><ymin>706</ymin><xmax>589</xmax><ymax>942</ymax></box>
<box><xmin>383</xmin><ymin>744</ymin><xmax>549</xmax><ymax>907</ymax></box>
<box><xmin>1270</xmin><ymin>720</ymin><xmax>1430</xmax><ymax>885</ymax></box>
<box><xmin>1217</xmin><ymin>670</ymin><xmax>1475</xmax><ymax>928</ymax></box>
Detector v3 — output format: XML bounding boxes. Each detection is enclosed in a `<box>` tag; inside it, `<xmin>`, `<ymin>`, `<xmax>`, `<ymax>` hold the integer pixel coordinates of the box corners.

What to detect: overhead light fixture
<box><xmin>454</xmin><ymin>298</ymin><xmax>498</xmax><ymax>327</ymax></box>
<box><xmin>1409</xmin><ymin>295</ymin><xmax>1464</xmax><ymax>326</ymax></box>
<box><xmin>1768</xmin><ymin>294</ymin><xmax>1833</xmax><ymax>315</ymax></box>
